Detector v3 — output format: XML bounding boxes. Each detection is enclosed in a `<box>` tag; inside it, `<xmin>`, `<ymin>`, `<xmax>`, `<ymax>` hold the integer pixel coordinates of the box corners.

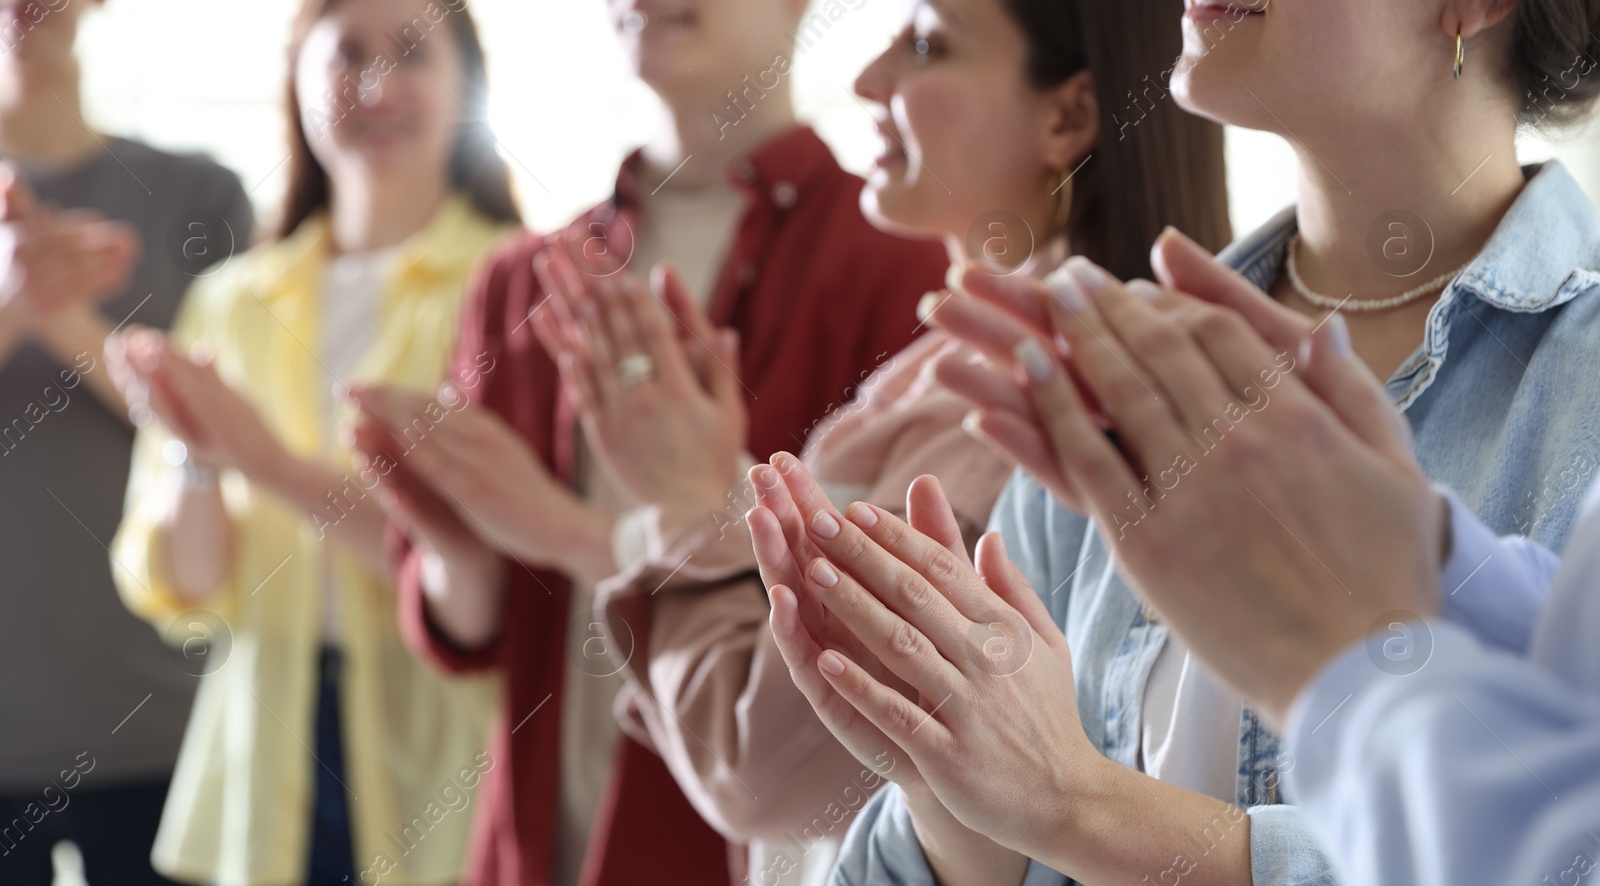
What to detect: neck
<box><xmin>944</xmin><ymin>232</ymin><xmax>1069</xmax><ymax>281</ymax></box>
<box><xmin>640</xmin><ymin>80</ymin><xmax>797</xmax><ymax>191</ymax></box>
<box><xmin>1289</xmin><ymin>108</ymin><xmax>1524</xmax><ymax>304</ymax></box>
<box><xmin>0</xmin><ymin>63</ymin><xmax>102</xmax><ymax>167</ymax></box>
<box><xmin>328</xmin><ymin>172</ymin><xmax>450</xmax><ymax>254</ymax></box>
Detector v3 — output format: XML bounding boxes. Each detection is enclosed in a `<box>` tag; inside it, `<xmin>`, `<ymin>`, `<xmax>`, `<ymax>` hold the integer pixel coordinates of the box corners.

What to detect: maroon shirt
<box><xmin>396</xmin><ymin>127</ymin><xmax>948</xmax><ymax>886</ymax></box>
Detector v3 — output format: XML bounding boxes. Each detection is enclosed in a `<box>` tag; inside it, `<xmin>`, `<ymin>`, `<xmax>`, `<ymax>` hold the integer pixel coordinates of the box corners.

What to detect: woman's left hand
<box><xmin>768</xmin><ymin>457</ymin><xmax>1113</xmax><ymax>860</ymax></box>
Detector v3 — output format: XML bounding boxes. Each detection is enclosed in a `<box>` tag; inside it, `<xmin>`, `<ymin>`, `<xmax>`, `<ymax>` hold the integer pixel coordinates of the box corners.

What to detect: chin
<box><xmin>858</xmin><ymin>182</ymin><xmax>946</xmax><ymax>243</ymax></box>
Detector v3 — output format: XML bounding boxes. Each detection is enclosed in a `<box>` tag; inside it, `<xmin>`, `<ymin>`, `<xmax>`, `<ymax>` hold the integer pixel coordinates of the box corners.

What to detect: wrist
<box><xmin>553</xmin><ymin>503</ymin><xmax>619</xmax><ymax>584</ymax></box>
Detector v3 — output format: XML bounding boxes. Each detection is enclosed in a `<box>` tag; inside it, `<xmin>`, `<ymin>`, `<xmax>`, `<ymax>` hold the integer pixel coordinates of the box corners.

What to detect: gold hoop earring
<box><xmin>1051</xmin><ymin>169</ymin><xmax>1073</xmax><ymax>235</ymax></box>
<box><xmin>1454</xmin><ymin>28</ymin><xmax>1465</xmax><ymax>79</ymax></box>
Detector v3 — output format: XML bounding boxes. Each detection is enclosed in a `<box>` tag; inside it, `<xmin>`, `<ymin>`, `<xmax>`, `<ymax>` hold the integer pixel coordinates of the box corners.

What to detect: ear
<box><xmin>1038</xmin><ymin>68</ymin><xmax>1099</xmax><ymax>178</ymax></box>
<box><xmin>1443</xmin><ymin>0</ymin><xmax>1518</xmax><ymax>40</ymax></box>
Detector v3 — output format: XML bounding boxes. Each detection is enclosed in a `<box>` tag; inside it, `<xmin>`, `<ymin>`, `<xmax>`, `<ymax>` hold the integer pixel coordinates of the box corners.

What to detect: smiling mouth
<box><xmin>1186</xmin><ymin>0</ymin><xmax>1267</xmax><ymax>15</ymax></box>
<box><xmin>620</xmin><ymin>8</ymin><xmax>697</xmax><ymax>35</ymax></box>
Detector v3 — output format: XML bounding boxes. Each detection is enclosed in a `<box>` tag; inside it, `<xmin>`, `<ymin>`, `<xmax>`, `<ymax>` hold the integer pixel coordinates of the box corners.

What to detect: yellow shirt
<box><xmin>112</xmin><ymin>196</ymin><xmax>513</xmax><ymax>886</ymax></box>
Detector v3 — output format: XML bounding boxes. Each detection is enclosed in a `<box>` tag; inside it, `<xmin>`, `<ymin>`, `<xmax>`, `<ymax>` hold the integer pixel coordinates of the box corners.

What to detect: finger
<box><xmin>1295</xmin><ymin>314</ymin><xmax>1415</xmax><ymax>462</ymax></box>
<box><xmin>816</xmin><ymin>646</ymin><xmax>952</xmax><ymax>751</ymax></box>
<box><xmin>752</xmin><ymin>461</ymin><xmax>825</xmax><ymax>577</ymax></box>
<box><xmin>1089</xmin><ymin>279</ymin><xmax>1244</xmax><ymax>438</ymax></box>
<box><xmin>952</xmin><ymin>264</ymin><xmax>1052</xmax><ymax>337</ymax></box>
<box><xmin>922</xmin><ymin>288</ymin><xmax>1040</xmax><ymax>369</ymax></box>
<box><xmin>1151</xmin><ymin>228</ymin><xmax>1312</xmax><ymax>353</ymax></box>
<box><xmin>974</xmin><ymin>532</ymin><xmax>1059</xmax><ymax>647</ymax></box>
<box><xmin>769</xmin><ymin>585</ymin><xmax>923</xmax><ymax>788</ymax></box>
<box><xmin>1010</xmin><ymin>336</ymin><xmax>1145</xmax><ymax>525</ymax></box>
<box><xmin>599</xmin><ymin>275</ymin><xmax>648</xmax><ymax>366</ymax></box>
<box><xmin>749</xmin><ymin>504</ymin><xmax>805</xmax><ymax>592</ymax></box>
<box><xmin>706</xmin><ymin>328</ymin><xmax>744</xmax><ymax>409</ymax></box>
<box><xmin>960</xmin><ymin>407</ymin><xmax>1080</xmax><ymax>511</ymax></box>
<box><xmin>774</xmin><ymin>455</ymin><xmax>975</xmax><ymax>647</ymax></box>
<box><xmin>624</xmin><ymin>270</ymin><xmax>695</xmax><ymax>393</ymax></box>
<box><xmin>0</xmin><ymin>167</ymin><xmax>36</xmax><ymax>222</ymax></box>
<box><xmin>803</xmin><ymin>553</ymin><xmax>963</xmax><ymax>704</ymax></box>
<box><xmin>932</xmin><ymin>354</ymin><xmax>1032</xmax><ymax>417</ymax></box>
<box><xmin>903</xmin><ymin>474</ymin><xmax>973</xmax><ymax>566</ymax></box>
<box><xmin>653</xmin><ymin>262</ymin><xmax>720</xmax><ymax>353</ymax></box>
<box><xmin>581</xmin><ymin>300</ymin><xmax>621</xmax><ymax>409</ymax></box>
<box><xmin>1046</xmin><ymin>263</ymin><xmax>1191</xmax><ymax>477</ymax></box>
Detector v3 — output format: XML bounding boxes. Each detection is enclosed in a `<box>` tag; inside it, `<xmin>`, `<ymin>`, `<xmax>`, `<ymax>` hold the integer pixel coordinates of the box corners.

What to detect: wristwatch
<box><xmin>163</xmin><ymin>439</ymin><xmax>219</xmax><ymax>488</ymax></box>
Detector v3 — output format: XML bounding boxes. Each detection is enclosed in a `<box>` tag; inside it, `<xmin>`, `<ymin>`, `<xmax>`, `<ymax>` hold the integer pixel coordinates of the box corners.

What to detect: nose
<box><xmin>853</xmin><ymin>42</ymin><xmax>896</xmax><ymax>105</ymax></box>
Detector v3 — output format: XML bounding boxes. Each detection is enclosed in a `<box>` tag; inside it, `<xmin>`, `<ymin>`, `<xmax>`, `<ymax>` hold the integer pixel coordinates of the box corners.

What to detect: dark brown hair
<box><xmin>1511</xmin><ymin>0</ymin><xmax>1600</xmax><ymax>128</ymax></box>
<box><xmin>1003</xmin><ymin>0</ymin><xmax>1232</xmax><ymax>281</ymax></box>
<box><xmin>276</xmin><ymin>0</ymin><xmax>520</xmax><ymax>240</ymax></box>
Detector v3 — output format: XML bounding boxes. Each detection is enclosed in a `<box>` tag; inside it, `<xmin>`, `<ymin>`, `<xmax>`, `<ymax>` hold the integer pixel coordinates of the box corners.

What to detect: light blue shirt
<box><xmin>1286</xmin><ymin>479</ymin><xmax>1599</xmax><ymax>886</ymax></box>
<box><xmin>831</xmin><ymin>161</ymin><xmax>1600</xmax><ymax>885</ymax></box>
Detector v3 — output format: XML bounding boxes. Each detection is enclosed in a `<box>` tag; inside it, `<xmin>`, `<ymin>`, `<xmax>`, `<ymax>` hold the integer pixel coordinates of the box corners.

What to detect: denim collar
<box><xmin>1216</xmin><ymin>160</ymin><xmax>1600</xmax><ymax>407</ymax></box>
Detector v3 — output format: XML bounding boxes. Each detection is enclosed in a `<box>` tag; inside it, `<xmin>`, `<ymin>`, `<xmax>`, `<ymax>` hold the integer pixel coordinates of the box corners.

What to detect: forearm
<box><xmin>418</xmin><ymin>544</ymin><xmax>506</xmax><ymax>651</ymax></box>
<box><xmin>251</xmin><ymin>451</ymin><xmax>393</xmax><ymax>577</ymax></box>
<box><xmin>158</xmin><ymin>471</ymin><xmax>235</xmax><ymax>603</ymax></box>
<box><xmin>33</xmin><ymin>305</ymin><xmax>124</xmax><ymax>418</ymax></box>
<box><xmin>907</xmin><ymin>791</ymin><xmax>1031</xmax><ymax>886</ymax></box>
<box><xmin>1286</xmin><ymin>622</ymin><xmax>1600</xmax><ymax>886</ymax></box>
<box><xmin>1037</xmin><ymin>758</ymin><xmax>1253</xmax><ymax>886</ymax></box>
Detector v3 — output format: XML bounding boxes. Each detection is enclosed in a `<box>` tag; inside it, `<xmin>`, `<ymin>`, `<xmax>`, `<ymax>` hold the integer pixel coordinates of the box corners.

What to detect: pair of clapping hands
<box><xmin>744</xmin><ymin>228</ymin><xmax>1444</xmax><ymax>863</ymax></box>
<box><xmin>342</xmin><ymin>238</ymin><xmax>748</xmax><ymax>584</ymax></box>
<box><xmin>0</xmin><ymin>167</ymin><xmax>139</xmax><ymax>334</ymax></box>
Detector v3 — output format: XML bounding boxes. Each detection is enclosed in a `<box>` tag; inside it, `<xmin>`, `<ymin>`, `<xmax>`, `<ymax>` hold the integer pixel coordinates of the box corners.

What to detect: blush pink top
<box><xmin>593</xmin><ymin>331</ymin><xmax>1015</xmax><ymax>848</ymax></box>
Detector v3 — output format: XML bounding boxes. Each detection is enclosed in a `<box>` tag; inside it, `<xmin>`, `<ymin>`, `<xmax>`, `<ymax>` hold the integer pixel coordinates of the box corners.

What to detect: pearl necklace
<box><xmin>1286</xmin><ymin>235</ymin><xmax>1473</xmax><ymax>313</ymax></box>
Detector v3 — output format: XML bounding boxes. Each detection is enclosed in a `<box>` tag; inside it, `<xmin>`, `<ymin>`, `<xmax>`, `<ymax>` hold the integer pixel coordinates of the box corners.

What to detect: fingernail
<box><xmin>961</xmin><ymin>410</ymin><xmax>983</xmax><ymax>436</ymax></box>
<box><xmin>945</xmin><ymin>262</ymin><xmax>968</xmax><ymax>293</ymax></box>
<box><xmin>846</xmin><ymin>502</ymin><xmax>879</xmax><ymax>529</ymax></box>
<box><xmin>810</xmin><ymin>559</ymin><xmax>840</xmax><ymax>588</ymax></box>
<box><xmin>1327</xmin><ymin>312</ymin><xmax>1352</xmax><ymax>357</ymax></box>
<box><xmin>916</xmin><ymin>291</ymin><xmax>942</xmax><ymax>324</ymax></box>
<box><xmin>1126</xmin><ymin>280</ymin><xmax>1163</xmax><ymax>302</ymax></box>
<box><xmin>1045</xmin><ymin>271</ymin><xmax>1086</xmax><ymax>313</ymax></box>
<box><xmin>819</xmin><ymin>650</ymin><xmax>846</xmax><ymax>676</ymax></box>
<box><xmin>1013</xmin><ymin>338</ymin><xmax>1054</xmax><ymax>384</ymax></box>
<box><xmin>753</xmin><ymin>465</ymin><xmax>779</xmax><ymax>489</ymax></box>
<box><xmin>811</xmin><ymin>510</ymin><xmax>841</xmax><ymax>540</ymax></box>
<box><xmin>1065</xmin><ymin>256</ymin><xmax>1112</xmax><ymax>295</ymax></box>
<box><xmin>773</xmin><ymin>452</ymin><xmax>799</xmax><ymax>474</ymax></box>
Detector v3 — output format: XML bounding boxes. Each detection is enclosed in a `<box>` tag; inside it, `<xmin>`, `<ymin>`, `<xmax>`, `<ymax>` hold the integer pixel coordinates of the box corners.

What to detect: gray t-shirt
<box><xmin>0</xmin><ymin>137</ymin><xmax>253</xmax><ymax>791</ymax></box>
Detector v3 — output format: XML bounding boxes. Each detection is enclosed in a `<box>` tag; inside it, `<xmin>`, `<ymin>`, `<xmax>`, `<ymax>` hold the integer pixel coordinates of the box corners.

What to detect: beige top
<box><xmin>592</xmin><ymin>332</ymin><xmax>1015</xmax><ymax>874</ymax></box>
<box><xmin>557</xmin><ymin>177</ymin><xmax>746</xmax><ymax>885</ymax></box>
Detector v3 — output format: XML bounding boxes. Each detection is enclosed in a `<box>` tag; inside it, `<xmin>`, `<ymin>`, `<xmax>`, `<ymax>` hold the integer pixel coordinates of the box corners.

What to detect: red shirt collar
<box><xmin>611</xmin><ymin>125</ymin><xmax>833</xmax><ymax>214</ymax></box>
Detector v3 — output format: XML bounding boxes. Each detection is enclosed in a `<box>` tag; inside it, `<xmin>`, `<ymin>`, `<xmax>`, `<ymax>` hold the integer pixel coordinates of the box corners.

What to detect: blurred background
<box><xmin>78</xmin><ymin>0</ymin><xmax>1600</xmax><ymax>240</ymax></box>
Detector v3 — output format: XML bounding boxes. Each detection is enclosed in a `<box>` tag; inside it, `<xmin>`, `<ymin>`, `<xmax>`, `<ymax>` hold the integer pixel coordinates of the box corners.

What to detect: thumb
<box><xmin>0</xmin><ymin>167</ymin><xmax>35</xmax><ymax>223</ymax></box>
<box><xmin>1151</xmin><ymin>227</ymin><xmax>1306</xmax><ymax>352</ymax></box>
<box><xmin>707</xmin><ymin>327</ymin><xmax>743</xmax><ymax>405</ymax></box>
<box><xmin>1294</xmin><ymin>314</ymin><xmax>1416</xmax><ymax>463</ymax></box>
<box><xmin>973</xmin><ymin>531</ymin><xmax>1058</xmax><ymax>647</ymax></box>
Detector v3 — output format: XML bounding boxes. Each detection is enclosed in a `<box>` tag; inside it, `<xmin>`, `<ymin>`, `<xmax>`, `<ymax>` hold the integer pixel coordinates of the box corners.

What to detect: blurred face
<box><xmin>1172</xmin><ymin>0</ymin><xmax>1456</xmax><ymax>136</ymax></box>
<box><xmin>0</xmin><ymin>0</ymin><xmax>94</xmax><ymax>78</ymax></box>
<box><xmin>607</xmin><ymin>0</ymin><xmax>803</xmax><ymax>98</ymax></box>
<box><xmin>853</xmin><ymin>0</ymin><xmax>1080</xmax><ymax>259</ymax></box>
<box><xmin>294</xmin><ymin>0</ymin><xmax>464</xmax><ymax>185</ymax></box>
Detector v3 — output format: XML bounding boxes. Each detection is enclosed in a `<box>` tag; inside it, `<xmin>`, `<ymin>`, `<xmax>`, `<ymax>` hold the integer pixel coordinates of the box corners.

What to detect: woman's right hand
<box><xmin>533</xmin><ymin>247</ymin><xmax>748</xmax><ymax>524</ymax></box>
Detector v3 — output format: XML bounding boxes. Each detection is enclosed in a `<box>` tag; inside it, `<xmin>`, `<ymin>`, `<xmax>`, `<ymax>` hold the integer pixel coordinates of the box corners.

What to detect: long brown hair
<box><xmin>1004</xmin><ymin>0</ymin><xmax>1232</xmax><ymax>281</ymax></box>
<box><xmin>276</xmin><ymin>0</ymin><xmax>520</xmax><ymax>240</ymax></box>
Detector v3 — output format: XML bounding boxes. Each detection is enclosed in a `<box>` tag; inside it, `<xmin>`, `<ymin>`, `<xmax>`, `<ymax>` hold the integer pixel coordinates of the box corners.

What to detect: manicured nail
<box><xmin>1126</xmin><ymin>279</ymin><xmax>1163</xmax><ymax>302</ymax></box>
<box><xmin>847</xmin><ymin>502</ymin><xmax>879</xmax><ymax>529</ymax></box>
<box><xmin>1065</xmin><ymin>256</ymin><xmax>1112</xmax><ymax>295</ymax></box>
<box><xmin>811</xmin><ymin>510</ymin><xmax>841</xmax><ymax>539</ymax></box>
<box><xmin>819</xmin><ymin>650</ymin><xmax>847</xmax><ymax>676</ymax></box>
<box><xmin>1326</xmin><ymin>312</ymin><xmax>1352</xmax><ymax>357</ymax></box>
<box><xmin>753</xmin><ymin>465</ymin><xmax>779</xmax><ymax>489</ymax></box>
<box><xmin>945</xmin><ymin>262</ymin><xmax>969</xmax><ymax>293</ymax></box>
<box><xmin>1013</xmin><ymin>338</ymin><xmax>1054</xmax><ymax>384</ymax></box>
<box><xmin>810</xmin><ymin>559</ymin><xmax>840</xmax><ymax>588</ymax></box>
<box><xmin>1045</xmin><ymin>271</ymin><xmax>1086</xmax><ymax>313</ymax></box>
<box><xmin>916</xmin><ymin>291</ymin><xmax>942</xmax><ymax>324</ymax></box>
<box><xmin>961</xmin><ymin>410</ymin><xmax>983</xmax><ymax>436</ymax></box>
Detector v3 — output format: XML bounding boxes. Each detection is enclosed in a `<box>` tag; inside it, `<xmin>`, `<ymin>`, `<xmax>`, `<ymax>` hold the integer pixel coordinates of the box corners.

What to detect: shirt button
<box><xmin>738</xmin><ymin>161</ymin><xmax>758</xmax><ymax>183</ymax></box>
<box><xmin>772</xmin><ymin>181</ymin><xmax>797</xmax><ymax>208</ymax></box>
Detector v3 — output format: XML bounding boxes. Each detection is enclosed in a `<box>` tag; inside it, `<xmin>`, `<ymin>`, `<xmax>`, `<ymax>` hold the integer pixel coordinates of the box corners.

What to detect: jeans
<box><xmin>0</xmin><ymin>777</ymin><xmax>180</xmax><ymax>886</ymax></box>
<box><xmin>307</xmin><ymin>646</ymin><xmax>356</xmax><ymax>886</ymax></box>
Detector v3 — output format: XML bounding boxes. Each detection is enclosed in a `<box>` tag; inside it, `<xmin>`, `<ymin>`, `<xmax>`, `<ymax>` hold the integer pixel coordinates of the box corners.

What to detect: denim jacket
<box><xmin>831</xmin><ymin>161</ymin><xmax>1600</xmax><ymax>886</ymax></box>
